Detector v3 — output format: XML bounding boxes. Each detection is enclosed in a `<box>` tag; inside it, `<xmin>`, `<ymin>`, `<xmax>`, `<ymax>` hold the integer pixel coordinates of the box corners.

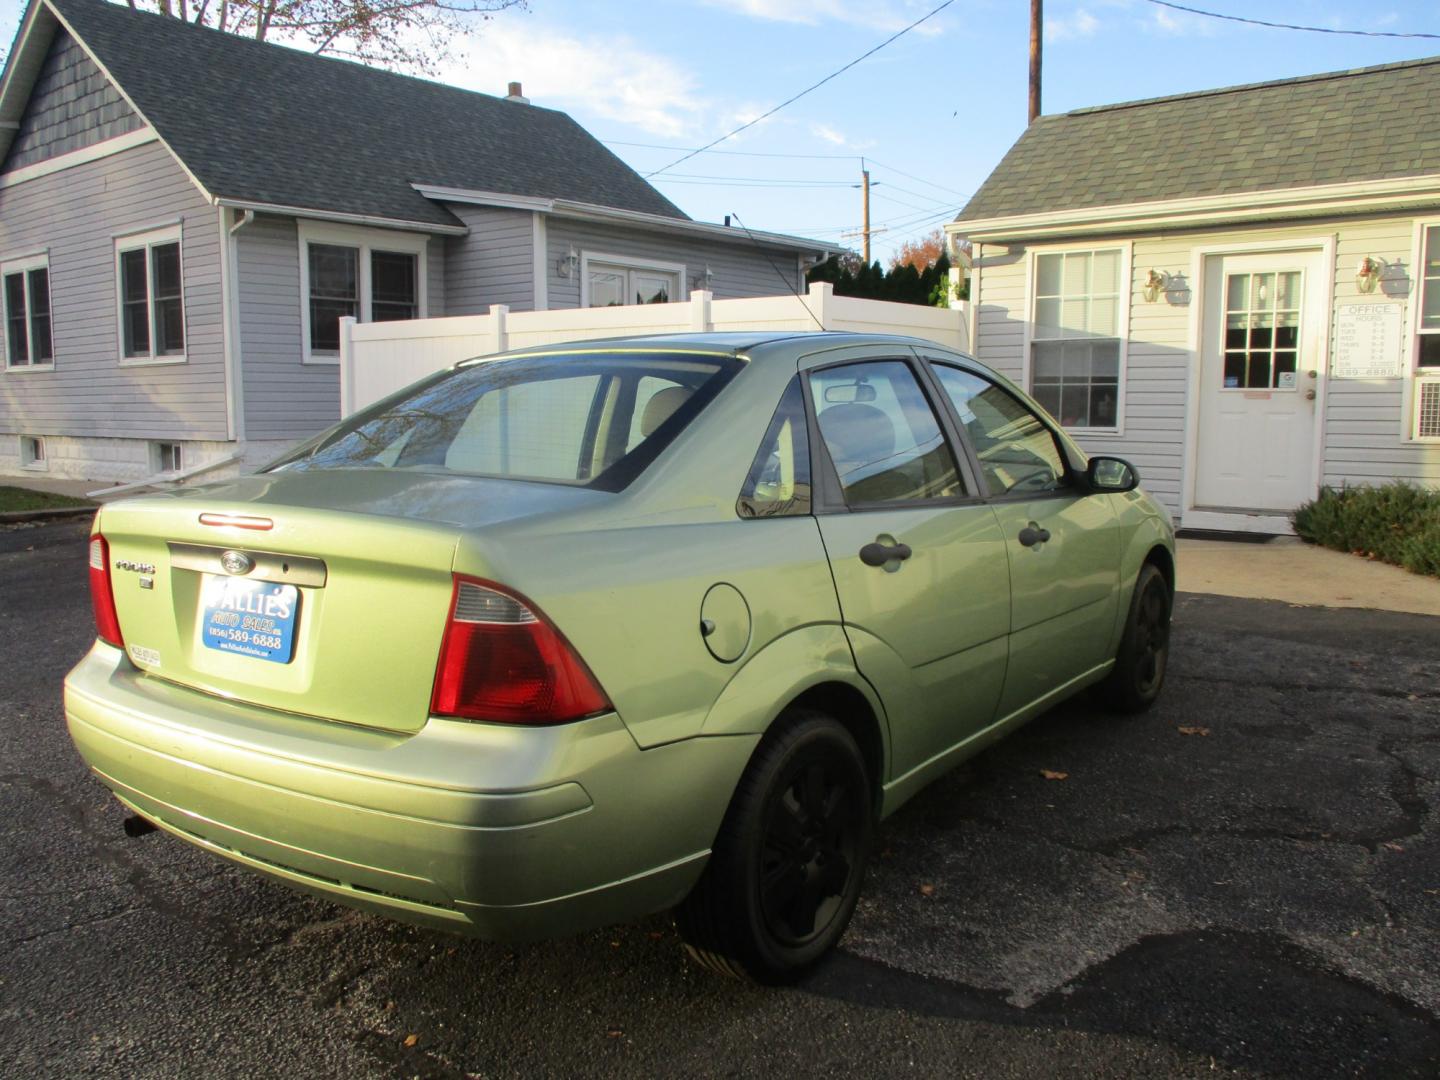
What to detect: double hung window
<box><xmin>1030</xmin><ymin>248</ymin><xmax>1123</xmax><ymax>429</ymax></box>
<box><xmin>3</xmin><ymin>254</ymin><xmax>53</xmax><ymax>368</ymax></box>
<box><xmin>116</xmin><ymin>229</ymin><xmax>184</xmax><ymax>362</ymax></box>
<box><xmin>300</xmin><ymin>225</ymin><xmax>425</xmax><ymax>361</ymax></box>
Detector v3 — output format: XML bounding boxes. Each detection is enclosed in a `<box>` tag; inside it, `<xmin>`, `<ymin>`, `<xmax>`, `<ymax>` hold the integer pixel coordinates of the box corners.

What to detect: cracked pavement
<box><xmin>1</xmin><ymin>520</ymin><xmax>1437</xmax><ymax>1078</ymax></box>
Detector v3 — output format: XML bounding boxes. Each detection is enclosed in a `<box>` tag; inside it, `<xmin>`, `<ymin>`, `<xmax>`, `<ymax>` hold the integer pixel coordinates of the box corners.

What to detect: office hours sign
<box><xmin>1332</xmin><ymin>303</ymin><xmax>1404</xmax><ymax>379</ymax></box>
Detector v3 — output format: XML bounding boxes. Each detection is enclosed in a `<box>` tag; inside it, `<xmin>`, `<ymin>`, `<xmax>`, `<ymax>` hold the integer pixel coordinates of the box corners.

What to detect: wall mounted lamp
<box><xmin>1356</xmin><ymin>256</ymin><xmax>1381</xmax><ymax>294</ymax></box>
<box><xmin>1142</xmin><ymin>269</ymin><xmax>1168</xmax><ymax>303</ymax></box>
<box><xmin>557</xmin><ymin>245</ymin><xmax>580</xmax><ymax>278</ymax></box>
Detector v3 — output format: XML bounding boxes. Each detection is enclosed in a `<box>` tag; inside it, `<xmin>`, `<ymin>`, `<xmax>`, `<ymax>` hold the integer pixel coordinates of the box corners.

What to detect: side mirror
<box><xmin>1086</xmin><ymin>455</ymin><xmax>1139</xmax><ymax>493</ymax></box>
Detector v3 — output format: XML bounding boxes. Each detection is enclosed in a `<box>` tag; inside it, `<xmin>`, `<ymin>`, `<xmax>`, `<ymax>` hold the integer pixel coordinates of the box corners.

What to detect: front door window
<box><xmin>1223</xmin><ymin>271</ymin><xmax>1302</xmax><ymax>390</ymax></box>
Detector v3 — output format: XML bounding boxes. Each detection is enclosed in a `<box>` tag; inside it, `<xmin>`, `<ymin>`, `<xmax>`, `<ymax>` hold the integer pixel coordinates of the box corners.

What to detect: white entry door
<box><xmin>1195</xmin><ymin>251</ymin><xmax>1325</xmax><ymax>513</ymax></box>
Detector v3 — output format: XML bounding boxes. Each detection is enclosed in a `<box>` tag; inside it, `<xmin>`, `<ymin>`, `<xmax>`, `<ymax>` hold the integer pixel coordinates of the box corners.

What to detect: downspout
<box><xmin>218</xmin><ymin>207</ymin><xmax>254</xmax><ymax>460</ymax></box>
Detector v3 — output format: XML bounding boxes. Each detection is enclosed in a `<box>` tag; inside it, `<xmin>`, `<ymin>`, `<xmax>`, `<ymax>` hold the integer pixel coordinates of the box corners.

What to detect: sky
<box><xmin>5</xmin><ymin>1</ymin><xmax>1440</xmax><ymax>264</ymax></box>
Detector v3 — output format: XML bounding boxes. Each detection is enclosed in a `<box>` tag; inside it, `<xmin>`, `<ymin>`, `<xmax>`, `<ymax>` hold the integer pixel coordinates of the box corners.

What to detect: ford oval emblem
<box><xmin>220</xmin><ymin>550</ymin><xmax>254</xmax><ymax>576</ymax></box>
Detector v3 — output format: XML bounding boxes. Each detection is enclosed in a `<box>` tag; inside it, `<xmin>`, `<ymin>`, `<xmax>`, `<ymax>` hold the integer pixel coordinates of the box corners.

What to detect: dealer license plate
<box><xmin>199</xmin><ymin>575</ymin><xmax>300</xmax><ymax>664</ymax></box>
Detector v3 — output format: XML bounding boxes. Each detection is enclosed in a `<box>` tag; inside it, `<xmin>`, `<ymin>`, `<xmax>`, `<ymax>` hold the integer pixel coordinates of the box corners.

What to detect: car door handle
<box><xmin>1017</xmin><ymin>524</ymin><xmax>1051</xmax><ymax>547</ymax></box>
<box><xmin>859</xmin><ymin>541</ymin><xmax>913</xmax><ymax>566</ymax></box>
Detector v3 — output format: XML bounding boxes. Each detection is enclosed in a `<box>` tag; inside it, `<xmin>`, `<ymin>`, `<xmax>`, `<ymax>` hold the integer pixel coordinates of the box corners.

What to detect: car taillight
<box><xmin>88</xmin><ymin>534</ymin><xmax>124</xmax><ymax>649</ymax></box>
<box><xmin>431</xmin><ymin>577</ymin><xmax>611</xmax><ymax>725</ymax></box>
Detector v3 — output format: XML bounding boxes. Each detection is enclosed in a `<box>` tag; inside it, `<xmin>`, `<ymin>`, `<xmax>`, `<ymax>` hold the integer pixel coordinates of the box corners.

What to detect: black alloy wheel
<box><xmin>1096</xmin><ymin>561</ymin><xmax>1172</xmax><ymax>713</ymax></box>
<box><xmin>675</xmin><ymin>710</ymin><xmax>873</xmax><ymax>983</ymax></box>
<box><xmin>759</xmin><ymin>756</ymin><xmax>864</xmax><ymax>948</ymax></box>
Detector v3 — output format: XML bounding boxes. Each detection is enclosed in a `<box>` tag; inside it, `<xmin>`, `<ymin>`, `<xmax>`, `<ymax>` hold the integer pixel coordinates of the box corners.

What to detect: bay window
<box><xmin>1030</xmin><ymin>248</ymin><xmax>1124</xmax><ymax>430</ymax></box>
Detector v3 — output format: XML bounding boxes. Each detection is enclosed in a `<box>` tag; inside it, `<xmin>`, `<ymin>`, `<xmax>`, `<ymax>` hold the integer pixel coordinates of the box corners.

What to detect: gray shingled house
<box><xmin>948</xmin><ymin>59</ymin><xmax>1440</xmax><ymax>533</ymax></box>
<box><xmin>0</xmin><ymin>0</ymin><xmax>833</xmax><ymax>482</ymax></box>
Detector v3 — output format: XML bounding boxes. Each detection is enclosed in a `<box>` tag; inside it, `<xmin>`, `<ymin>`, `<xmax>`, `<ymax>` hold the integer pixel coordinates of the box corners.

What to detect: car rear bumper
<box><xmin>64</xmin><ymin>643</ymin><xmax>758</xmax><ymax>941</ymax></box>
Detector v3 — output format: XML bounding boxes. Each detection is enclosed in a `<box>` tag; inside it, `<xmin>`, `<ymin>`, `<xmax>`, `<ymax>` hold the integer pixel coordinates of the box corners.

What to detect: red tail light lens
<box><xmin>88</xmin><ymin>534</ymin><xmax>124</xmax><ymax>649</ymax></box>
<box><xmin>431</xmin><ymin>577</ymin><xmax>611</xmax><ymax>724</ymax></box>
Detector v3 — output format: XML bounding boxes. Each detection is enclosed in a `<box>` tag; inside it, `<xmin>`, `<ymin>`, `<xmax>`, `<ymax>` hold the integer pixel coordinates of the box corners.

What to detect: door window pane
<box><xmin>371</xmin><ymin>250</ymin><xmax>417</xmax><ymax>322</ymax></box>
<box><xmin>308</xmin><ymin>244</ymin><xmax>358</xmax><ymax>352</ymax></box>
<box><xmin>588</xmin><ymin>266</ymin><xmax>626</xmax><ymax>307</ymax></box>
<box><xmin>1221</xmin><ymin>271</ymin><xmax>1303</xmax><ymax>389</ymax></box>
<box><xmin>933</xmin><ymin>365</ymin><xmax>1068</xmax><ymax>496</ymax></box>
<box><xmin>5</xmin><ymin>272</ymin><xmax>28</xmax><ymax>365</ymax></box>
<box><xmin>812</xmin><ymin>360</ymin><xmax>961</xmax><ymax>505</ymax></box>
<box><xmin>120</xmin><ymin>248</ymin><xmax>150</xmax><ymax>357</ymax></box>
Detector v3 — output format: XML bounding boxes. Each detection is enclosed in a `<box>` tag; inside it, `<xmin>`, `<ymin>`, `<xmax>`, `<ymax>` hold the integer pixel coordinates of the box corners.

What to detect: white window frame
<box><xmin>1021</xmin><ymin>241</ymin><xmax>1132</xmax><ymax>436</ymax></box>
<box><xmin>114</xmin><ymin>225</ymin><xmax>186</xmax><ymax>366</ymax></box>
<box><xmin>152</xmin><ymin>441</ymin><xmax>183</xmax><ymax>473</ymax></box>
<box><xmin>298</xmin><ymin>221</ymin><xmax>429</xmax><ymax>364</ymax></box>
<box><xmin>1</xmin><ymin>250</ymin><xmax>53</xmax><ymax>372</ymax></box>
<box><xmin>19</xmin><ymin>434</ymin><xmax>47</xmax><ymax>470</ymax></box>
<box><xmin>1406</xmin><ymin>219</ymin><xmax>1440</xmax><ymax>442</ymax></box>
<box><xmin>579</xmin><ymin>251</ymin><xmax>687</xmax><ymax>309</ymax></box>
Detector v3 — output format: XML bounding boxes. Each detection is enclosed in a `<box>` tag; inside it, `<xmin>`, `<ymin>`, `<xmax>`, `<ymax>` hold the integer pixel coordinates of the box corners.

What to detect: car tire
<box><xmin>1096</xmin><ymin>561</ymin><xmax>1171</xmax><ymax>714</ymax></box>
<box><xmin>675</xmin><ymin>709</ymin><xmax>873</xmax><ymax>984</ymax></box>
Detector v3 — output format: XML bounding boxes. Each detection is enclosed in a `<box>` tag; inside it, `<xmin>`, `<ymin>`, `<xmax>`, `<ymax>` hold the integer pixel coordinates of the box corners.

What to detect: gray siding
<box><xmin>970</xmin><ymin>214</ymin><xmax>1440</xmax><ymax>517</ymax></box>
<box><xmin>0</xmin><ymin>139</ymin><xmax>227</xmax><ymax>441</ymax></box>
<box><xmin>546</xmin><ymin>218</ymin><xmax>803</xmax><ymax>308</ymax></box>
<box><xmin>2</xmin><ymin>31</ymin><xmax>142</xmax><ymax>173</ymax></box>
<box><xmin>236</xmin><ymin>214</ymin><xmax>447</xmax><ymax>441</ymax></box>
<box><xmin>442</xmin><ymin>204</ymin><xmax>535</xmax><ymax>313</ymax></box>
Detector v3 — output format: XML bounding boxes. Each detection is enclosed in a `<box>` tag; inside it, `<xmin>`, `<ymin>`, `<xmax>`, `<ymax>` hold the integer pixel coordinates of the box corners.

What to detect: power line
<box><xmin>644</xmin><ymin>0</ymin><xmax>955</xmax><ymax>179</ymax></box>
<box><xmin>605</xmin><ymin>140</ymin><xmax>861</xmax><ymax>161</ymax></box>
<box><xmin>1143</xmin><ymin>0</ymin><xmax>1440</xmax><ymax>39</ymax></box>
<box><xmin>863</xmin><ymin>157</ymin><xmax>972</xmax><ymax>200</ymax></box>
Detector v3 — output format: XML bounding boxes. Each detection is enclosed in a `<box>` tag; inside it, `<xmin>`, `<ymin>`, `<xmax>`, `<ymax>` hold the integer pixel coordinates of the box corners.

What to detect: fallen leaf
<box><xmin>918</xmin><ymin>883</ymin><xmax>936</xmax><ymax>897</ymax></box>
<box><xmin>1178</xmin><ymin>726</ymin><xmax>1210</xmax><ymax>737</ymax></box>
<box><xmin>1040</xmin><ymin>769</ymin><xmax>1068</xmax><ymax>781</ymax></box>
<box><xmin>402</xmin><ymin>1034</ymin><xmax>419</xmax><ymax>1048</ymax></box>
<box><xmin>647</xmin><ymin>930</ymin><xmax>665</xmax><ymax>941</ymax></box>
<box><xmin>606</xmin><ymin>1028</ymin><xmax>624</xmax><ymax>1039</ymax></box>
<box><xmin>1383</xmin><ymin>842</ymin><xmax>1405</xmax><ymax>853</ymax></box>
<box><xmin>1409</xmin><ymin>694</ymin><xmax>1420</xmax><ymax>701</ymax></box>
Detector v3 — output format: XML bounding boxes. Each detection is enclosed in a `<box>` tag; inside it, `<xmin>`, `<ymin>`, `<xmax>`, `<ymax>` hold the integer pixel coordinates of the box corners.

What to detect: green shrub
<box><xmin>1292</xmin><ymin>482</ymin><xmax>1440</xmax><ymax>578</ymax></box>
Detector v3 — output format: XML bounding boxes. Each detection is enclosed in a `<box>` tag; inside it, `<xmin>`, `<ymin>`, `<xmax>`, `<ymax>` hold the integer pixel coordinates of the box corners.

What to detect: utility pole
<box><xmin>1029</xmin><ymin>0</ymin><xmax>1042</xmax><ymax>124</ymax></box>
<box><xmin>862</xmin><ymin>163</ymin><xmax>871</xmax><ymax>265</ymax></box>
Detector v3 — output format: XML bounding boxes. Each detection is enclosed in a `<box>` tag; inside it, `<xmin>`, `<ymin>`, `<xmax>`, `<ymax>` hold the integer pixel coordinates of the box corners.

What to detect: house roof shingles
<box><xmin>957</xmin><ymin>56</ymin><xmax>1440</xmax><ymax>223</ymax></box>
<box><xmin>44</xmin><ymin>0</ymin><xmax>688</xmax><ymax>229</ymax></box>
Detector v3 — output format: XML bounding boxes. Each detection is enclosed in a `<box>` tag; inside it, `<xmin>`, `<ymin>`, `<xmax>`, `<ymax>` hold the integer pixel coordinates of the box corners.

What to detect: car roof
<box><xmin>466</xmin><ymin>330</ymin><xmax>966</xmax><ymax>368</ymax></box>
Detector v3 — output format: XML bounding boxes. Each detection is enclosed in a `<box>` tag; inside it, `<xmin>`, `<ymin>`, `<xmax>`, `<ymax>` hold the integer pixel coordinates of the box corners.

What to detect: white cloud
<box><xmin>1045</xmin><ymin>8</ymin><xmax>1100</xmax><ymax>41</ymax></box>
<box><xmin>701</xmin><ymin>0</ymin><xmax>947</xmax><ymax>35</ymax></box>
<box><xmin>811</xmin><ymin>123</ymin><xmax>849</xmax><ymax>146</ymax></box>
<box><xmin>437</xmin><ymin>20</ymin><xmax>711</xmax><ymax>138</ymax></box>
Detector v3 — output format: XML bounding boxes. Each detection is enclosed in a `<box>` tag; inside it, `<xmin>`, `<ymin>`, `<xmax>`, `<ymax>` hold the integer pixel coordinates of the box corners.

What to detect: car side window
<box><xmin>811</xmin><ymin>360</ymin><xmax>963</xmax><ymax>506</ymax></box>
<box><xmin>931</xmin><ymin>364</ymin><xmax>1070</xmax><ymax>496</ymax></box>
<box><xmin>737</xmin><ymin>378</ymin><xmax>811</xmax><ymax>518</ymax></box>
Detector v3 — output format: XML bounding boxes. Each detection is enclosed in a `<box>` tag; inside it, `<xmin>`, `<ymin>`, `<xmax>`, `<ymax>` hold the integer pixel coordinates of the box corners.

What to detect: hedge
<box><xmin>1292</xmin><ymin>482</ymin><xmax>1440</xmax><ymax>578</ymax></box>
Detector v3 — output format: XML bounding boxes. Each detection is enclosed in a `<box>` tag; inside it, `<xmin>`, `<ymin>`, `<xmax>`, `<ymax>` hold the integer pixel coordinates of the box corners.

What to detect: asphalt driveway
<box><xmin>2</xmin><ymin>519</ymin><xmax>1437</xmax><ymax>1078</ymax></box>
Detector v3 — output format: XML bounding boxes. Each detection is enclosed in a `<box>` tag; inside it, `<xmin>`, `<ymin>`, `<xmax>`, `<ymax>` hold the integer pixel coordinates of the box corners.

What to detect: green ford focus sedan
<box><xmin>65</xmin><ymin>331</ymin><xmax>1174</xmax><ymax>982</ymax></box>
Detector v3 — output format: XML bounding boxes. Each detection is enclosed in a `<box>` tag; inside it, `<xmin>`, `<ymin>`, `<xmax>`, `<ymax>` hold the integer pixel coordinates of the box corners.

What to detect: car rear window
<box><xmin>269</xmin><ymin>351</ymin><xmax>742</xmax><ymax>492</ymax></box>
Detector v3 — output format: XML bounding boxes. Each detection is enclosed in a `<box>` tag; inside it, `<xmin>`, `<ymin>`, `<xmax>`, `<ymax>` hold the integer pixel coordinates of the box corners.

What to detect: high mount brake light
<box><xmin>88</xmin><ymin>534</ymin><xmax>124</xmax><ymax>649</ymax></box>
<box><xmin>431</xmin><ymin>577</ymin><xmax>611</xmax><ymax>725</ymax></box>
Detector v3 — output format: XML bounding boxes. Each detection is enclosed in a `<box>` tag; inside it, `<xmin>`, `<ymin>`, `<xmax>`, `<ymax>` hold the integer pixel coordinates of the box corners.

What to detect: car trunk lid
<box><xmin>95</xmin><ymin>470</ymin><xmax>611</xmax><ymax>733</ymax></box>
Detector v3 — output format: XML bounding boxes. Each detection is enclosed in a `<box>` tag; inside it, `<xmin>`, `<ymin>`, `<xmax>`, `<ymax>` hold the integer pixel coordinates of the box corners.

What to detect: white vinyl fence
<box><xmin>339</xmin><ymin>282</ymin><xmax>970</xmax><ymax>415</ymax></box>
